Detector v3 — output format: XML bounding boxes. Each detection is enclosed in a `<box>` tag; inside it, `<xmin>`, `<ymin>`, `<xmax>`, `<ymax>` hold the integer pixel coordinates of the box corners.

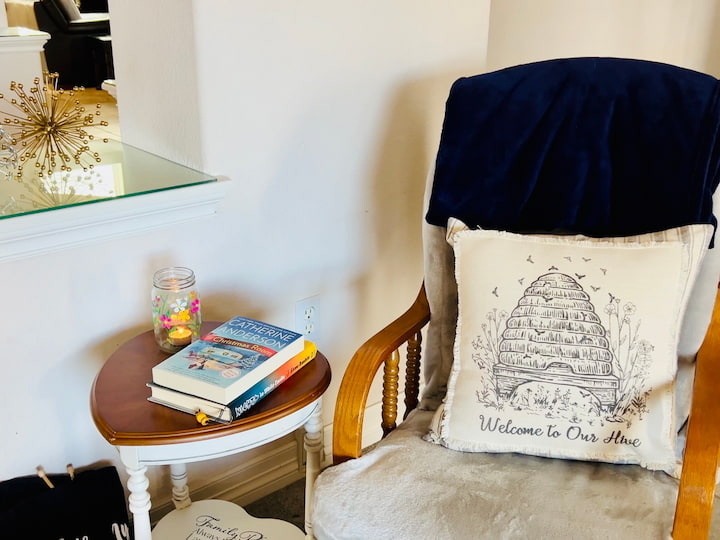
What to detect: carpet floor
<box><xmin>244</xmin><ymin>477</ymin><xmax>306</xmax><ymax>531</ymax></box>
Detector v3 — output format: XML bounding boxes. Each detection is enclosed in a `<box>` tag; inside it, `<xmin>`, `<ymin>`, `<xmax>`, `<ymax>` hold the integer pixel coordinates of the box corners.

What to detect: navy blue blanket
<box><xmin>425</xmin><ymin>58</ymin><xmax>720</xmax><ymax>244</ymax></box>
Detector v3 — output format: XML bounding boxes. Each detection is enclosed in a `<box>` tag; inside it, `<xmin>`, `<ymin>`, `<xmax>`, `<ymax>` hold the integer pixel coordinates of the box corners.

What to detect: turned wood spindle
<box><xmin>403</xmin><ymin>331</ymin><xmax>422</xmax><ymax>419</ymax></box>
<box><xmin>381</xmin><ymin>350</ymin><xmax>400</xmax><ymax>436</ymax></box>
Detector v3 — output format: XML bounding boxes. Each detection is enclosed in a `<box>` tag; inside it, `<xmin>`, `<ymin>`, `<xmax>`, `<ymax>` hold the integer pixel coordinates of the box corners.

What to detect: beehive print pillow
<box><xmin>426</xmin><ymin>221</ymin><xmax>712</xmax><ymax>471</ymax></box>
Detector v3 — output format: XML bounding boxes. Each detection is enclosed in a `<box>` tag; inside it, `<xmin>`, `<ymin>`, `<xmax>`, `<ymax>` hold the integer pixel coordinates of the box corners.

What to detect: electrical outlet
<box><xmin>295</xmin><ymin>295</ymin><xmax>320</xmax><ymax>342</ymax></box>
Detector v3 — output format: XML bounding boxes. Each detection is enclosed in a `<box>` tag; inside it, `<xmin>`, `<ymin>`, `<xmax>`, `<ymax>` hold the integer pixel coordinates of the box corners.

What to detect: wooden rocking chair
<box><xmin>312</xmin><ymin>58</ymin><xmax>720</xmax><ymax>540</ymax></box>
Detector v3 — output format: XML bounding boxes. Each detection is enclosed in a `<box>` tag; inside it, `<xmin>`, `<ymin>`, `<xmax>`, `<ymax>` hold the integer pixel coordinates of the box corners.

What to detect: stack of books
<box><xmin>147</xmin><ymin>316</ymin><xmax>316</xmax><ymax>423</ymax></box>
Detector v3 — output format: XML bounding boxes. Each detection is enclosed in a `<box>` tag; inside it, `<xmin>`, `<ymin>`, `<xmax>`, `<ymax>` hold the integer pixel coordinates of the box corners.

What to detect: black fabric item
<box><xmin>0</xmin><ymin>466</ymin><xmax>130</xmax><ymax>540</ymax></box>
<box><xmin>79</xmin><ymin>0</ymin><xmax>109</xmax><ymax>12</ymax></box>
<box><xmin>426</xmin><ymin>57</ymin><xmax>720</xmax><ymax>246</ymax></box>
<box><xmin>34</xmin><ymin>0</ymin><xmax>113</xmax><ymax>89</ymax></box>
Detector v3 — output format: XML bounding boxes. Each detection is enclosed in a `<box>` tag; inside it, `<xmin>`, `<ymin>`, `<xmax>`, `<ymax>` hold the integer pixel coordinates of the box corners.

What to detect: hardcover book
<box><xmin>148</xmin><ymin>341</ymin><xmax>318</xmax><ymax>423</ymax></box>
<box><xmin>151</xmin><ymin>316</ymin><xmax>304</xmax><ymax>403</ymax></box>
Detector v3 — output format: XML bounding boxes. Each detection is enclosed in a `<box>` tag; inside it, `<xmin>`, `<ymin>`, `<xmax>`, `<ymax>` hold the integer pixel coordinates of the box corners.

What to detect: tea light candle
<box><xmin>168</xmin><ymin>326</ymin><xmax>192</xmax><ymax>346</ymax></box>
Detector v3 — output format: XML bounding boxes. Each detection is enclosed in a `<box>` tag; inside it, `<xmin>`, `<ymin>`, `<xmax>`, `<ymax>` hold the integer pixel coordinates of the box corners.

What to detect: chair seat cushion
<box><xmin>313</xmin><ymin>410</ymin><xmax>720</xmax><ymax>540</ymax></box>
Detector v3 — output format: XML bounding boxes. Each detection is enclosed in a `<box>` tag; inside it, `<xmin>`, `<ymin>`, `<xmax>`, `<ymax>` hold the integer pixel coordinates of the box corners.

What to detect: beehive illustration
<box><xmin>494</xmin><ymin>272</ymin><xmax>619</xmax><ymax>409</ymax></box>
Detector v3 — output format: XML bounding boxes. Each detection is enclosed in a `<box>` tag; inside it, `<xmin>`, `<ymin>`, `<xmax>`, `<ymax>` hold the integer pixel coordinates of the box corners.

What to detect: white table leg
<box><xmin>125</xmin><ymin>464</ymin><xmax>152</xmax><ymax>540</ymax></box>
<box><xmin>170</xmin><ymin>463</ymin><xmax>192</xmax><ymax>509</ymax></box>
<box><xmin>303</xmin><ymin>403</ymin><xmax>323</xmax><ymax>540</ymax></box>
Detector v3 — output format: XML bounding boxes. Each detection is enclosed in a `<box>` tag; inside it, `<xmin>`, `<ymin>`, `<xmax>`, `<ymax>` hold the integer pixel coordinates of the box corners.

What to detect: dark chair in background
<box><xmin>77</xmin><ymin>0</ymin><xmax>108</xmax><ymax>11</ymax></box>
<box><xmin>33</xmin><ymin>0</ymin><xmax>113</xmax><ymax>88</ymax></box>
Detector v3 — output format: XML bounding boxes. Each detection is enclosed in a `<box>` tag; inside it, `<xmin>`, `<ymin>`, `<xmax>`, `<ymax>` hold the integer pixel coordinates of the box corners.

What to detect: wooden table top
<box><xmin>90</xmin><ymin>322</ymin><xmax>332</xmax><ymax>446</ymax></box>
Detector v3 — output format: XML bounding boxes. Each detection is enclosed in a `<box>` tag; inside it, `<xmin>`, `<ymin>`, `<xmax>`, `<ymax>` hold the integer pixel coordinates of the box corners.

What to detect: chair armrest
<box><xmin>66</xmin><ymin>18</ymin><xmax>110</xmax><ymax>34</ymax></box>
<box><xmin>674</xmin><ymin>287</ymin><xmax>720</xmax><ymax>539</ymax></box>
<box><xmin>332</xmin><ymin>284</ymin><xmax>430</xmax><ymax>464</ymax></box>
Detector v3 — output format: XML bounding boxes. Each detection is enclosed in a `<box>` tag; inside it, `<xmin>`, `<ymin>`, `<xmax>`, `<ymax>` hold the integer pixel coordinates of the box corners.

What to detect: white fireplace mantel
<box><xmin>0</xmin><ymin>26</ymin><xmax>49</xmax><ymax>87</ymax></box>
<box><xmin>0</xmin><ymin>181</ymin><xmax>226</xmax><ymax>262</ymax></box>
<box><xmin>0</xmin><ymin>141</ymin><xmax>226</xmax><ymax>262</ymax></box>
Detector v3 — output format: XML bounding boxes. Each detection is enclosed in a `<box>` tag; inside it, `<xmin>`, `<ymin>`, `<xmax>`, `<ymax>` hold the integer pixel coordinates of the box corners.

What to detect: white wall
<box><xmin>0</xmin><ymin>3</ymin><xmax>8</xmax><ymax>27</ymax></box>
<box><xmin>0</xmin><ymin>0</ymin><xmax>489</xmax><ymax>512</ymax></box>
<box><xmin>110</xmin><ymin>1</ymin><xmax>490</xmax><ymax>456</ymax></box>
<box><xmin>487</xmin><ymin>0</ymin><xmax>720</xmax><ymax>75</ymax></box>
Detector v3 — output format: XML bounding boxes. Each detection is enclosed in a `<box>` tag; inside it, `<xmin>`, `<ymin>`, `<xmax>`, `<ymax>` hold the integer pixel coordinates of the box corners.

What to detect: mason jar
<box><xmin>151</xmin><ymin>266</ymin><xmax>202</xmax><ymax>353</ymax></box>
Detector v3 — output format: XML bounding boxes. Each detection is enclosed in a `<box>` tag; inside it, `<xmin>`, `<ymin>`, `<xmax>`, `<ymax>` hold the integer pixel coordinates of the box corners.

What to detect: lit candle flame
<box><xmin>168</xmin><ymin>326</ymin><xmax>192</xmax><ymax>346</ymax></box>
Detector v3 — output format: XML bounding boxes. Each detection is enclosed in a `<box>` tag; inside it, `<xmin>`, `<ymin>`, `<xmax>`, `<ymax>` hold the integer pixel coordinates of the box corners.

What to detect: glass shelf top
<box><xmin>0</xmin><ymin>140</ymin><xmax>217</xmax><ymax>220</ymax></box>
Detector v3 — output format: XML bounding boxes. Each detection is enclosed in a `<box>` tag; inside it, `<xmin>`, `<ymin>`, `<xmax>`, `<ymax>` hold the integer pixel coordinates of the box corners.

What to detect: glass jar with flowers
<box><xmin>151</xmin><ymin>267</ymin><xmax>202</xmax><ymax>353</ymax></box>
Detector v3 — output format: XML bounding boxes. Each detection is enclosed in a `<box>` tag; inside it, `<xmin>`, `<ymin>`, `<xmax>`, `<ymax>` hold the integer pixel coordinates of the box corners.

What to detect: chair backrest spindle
<box><xmin>403</xmin><ymin>332</ymin><xmax>422</xmax><ymax>419</ymax></box>
<box><xmin>381</xmin><ymin>351</ymin><xmax>400</xmax><ymax>436</ymax></box>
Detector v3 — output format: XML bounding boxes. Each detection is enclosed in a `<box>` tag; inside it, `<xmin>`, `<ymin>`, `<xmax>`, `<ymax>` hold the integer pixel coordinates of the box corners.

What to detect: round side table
<box><xmin>90</xmin><ymin>322</ymin><xmax>331</xmax><ymax>540</ymax></box>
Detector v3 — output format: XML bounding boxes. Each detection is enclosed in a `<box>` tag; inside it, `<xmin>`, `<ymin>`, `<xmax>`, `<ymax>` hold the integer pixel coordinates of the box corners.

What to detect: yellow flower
<box><xmin>170</xmin><ymin>310</ymin><xmax>190</xmax><ymax>323</ymax></box>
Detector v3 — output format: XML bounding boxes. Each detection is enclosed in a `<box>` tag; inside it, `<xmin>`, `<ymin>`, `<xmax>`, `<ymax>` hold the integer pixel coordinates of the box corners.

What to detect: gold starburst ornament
<box><xmin>0</xmin><ymin>72</ymin><xmax>108</xmax><ymax>180</ymax></box>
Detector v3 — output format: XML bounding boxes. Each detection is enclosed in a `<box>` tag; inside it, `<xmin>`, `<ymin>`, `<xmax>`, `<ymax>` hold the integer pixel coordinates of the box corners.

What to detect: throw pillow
<box><xmin>426</xmin><ymin>222</ymin><xmax>712</xmax><ymax>471</ymax></box>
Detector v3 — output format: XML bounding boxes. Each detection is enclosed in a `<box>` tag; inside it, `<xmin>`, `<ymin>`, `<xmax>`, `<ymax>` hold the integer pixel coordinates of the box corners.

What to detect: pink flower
<box><xmin>160</xmin><ymin>313</ymin><xmax>173</xmax><ymax>329</ymax></box>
